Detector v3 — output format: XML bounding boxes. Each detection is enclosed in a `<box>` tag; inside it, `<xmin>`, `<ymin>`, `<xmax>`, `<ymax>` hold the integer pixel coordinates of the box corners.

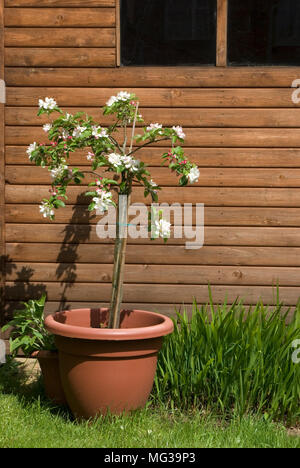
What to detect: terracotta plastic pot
<box><xmin>32</xmin><ymin>350</ymin><xmax>67</xmax><ymax>405</ymax></box>
<box><xmin>45</xmin><ymin>308</ymin><xmax>173</xmax><ymax>419</ymax></box>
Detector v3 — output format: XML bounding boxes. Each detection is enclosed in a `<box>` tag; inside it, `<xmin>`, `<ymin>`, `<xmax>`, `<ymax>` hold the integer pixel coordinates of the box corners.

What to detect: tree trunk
<box><xmin>108</xmin><ymin>194</ymin><xmax>130</xmax><ymax>328</ymax></box>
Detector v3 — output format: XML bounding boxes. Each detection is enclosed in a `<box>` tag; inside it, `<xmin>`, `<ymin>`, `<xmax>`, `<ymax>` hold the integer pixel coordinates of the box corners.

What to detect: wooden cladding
<box><xmin>2</xmin><ymin>0</ymin><xmax>300</xmax><ymax>325</ymax></box>
<box><xmin>6</xmin><ymin>67</ymin><xmax>300</xmax><ymax>88</ymax></box>
<box><xmin>5</xmin><ymin>48</ymin><xmax>116</xmax><ymax>67</ymax></box>
<box><xmin>5</xmin><ymin>87</ymin><xmax>300</xmax><ymax>107</ymax></box>
<box><xmin>4</xmin><ymin>3</ymin><xmax>117</xmax><ymax>67</ymax></box>
<box><xmin>5</xmin><ymin>127</ymin><xmax>300</xmax><ymax>147</ymax></box>
<box><xmin>5</xmin><ymin>1</ymin><xmax>115</xmax><ymax>6</ymax></box>
<box><xmin>4</xmin><ymin>8</ymin><xmax>116</xmax><ymax>27</ymax></box>
<box><xmin>4</xmin><ymin>28</ymin><xmax>116</xmax><ymax>47</ymax></box>
<box><xmin>0</xmin><ymin>1</ymin><xmax>5</xmax><ymax>316</ymax></box>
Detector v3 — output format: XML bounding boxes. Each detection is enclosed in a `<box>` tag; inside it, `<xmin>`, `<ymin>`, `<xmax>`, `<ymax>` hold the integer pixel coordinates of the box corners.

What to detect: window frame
<box><xmin>216</xmin><ymin>0</ymin><xmax>228</xmax><ymax>67</ymax></box>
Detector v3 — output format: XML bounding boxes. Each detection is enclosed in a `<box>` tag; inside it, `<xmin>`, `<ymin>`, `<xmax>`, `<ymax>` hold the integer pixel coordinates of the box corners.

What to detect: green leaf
<box><xmin>88</xmin><ymin>202</ymin><xmax>96</xmax><ymax>211</ymax></box>
<box><xmin>53</xmin><ymin>199</ymin><xmax>65</xmax><ymax>208</ymax></box>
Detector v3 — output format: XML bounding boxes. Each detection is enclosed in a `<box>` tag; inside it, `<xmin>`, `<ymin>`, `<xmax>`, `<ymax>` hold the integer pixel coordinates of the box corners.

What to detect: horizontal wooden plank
<box><xmin>4</xmin><ymin>8</ymin><xmax>116</xmax><ymax>27</ymax></box>
<box><xmin>5</xmin><ymin>47</ymin><xmax>115</xmax><ymax>67</ymax></box>
<box><xmin>6</xmin><ymin>243</ymin><xmax>300</xmax><ymax>266</ymax></box>
<box><xmin>2</xmin><ymin>303</ymin><xmax>296</xmax><ymax>334</ymax></box>
<box><xmin>4</xmin><ymin>281</ymin><xmax>300</xmax><ymax>305</ymax></box>
<box><xmin>5</xmin><ymin>1</ymin><xmax>115</xmax><ymax>6</ymax></box>
<box><xmin>6</xmin><ymin>87</ymin><xmax>300</xmax><ymax>108</ymax></box>
<box><xmin>6</xmin><ymin>224</ymin><xmax>300</xmax><ymax>247</ymax></box>
<box><xmin>5</xmin><ymin>165</ymin><xmax>300</xmax><ymax>187</ymax></box>
<box><xmin>7</xmin><ymin>185</ymin><xmax>300</xmax><ymax>207</ymax></box>
<box><xmin>4</xmin><ymin>28</ymin><xmax>115</xmax><ymax>47</ymax></box>
<box><xmin>6</xmin><ymin>106</ymin><xmax>300</xmax><ymax>128</ymax></box>
<box><xmin>5</xmin><ymin>67</ymin><xmax>300</xmax><ymax>88</ymax></box>
<box><xmin>6</xmin><ymin>126</ymin><xmax>300</xmax><ymax>147</ymax></box>
<box><xmin>6</xmin><ymin>205</ymin><xmax>300</xmax><ymax>226</ymax></box>
<box><xmin>6</xmin><ymin>146</ymin><xmax>300</xmax><ymax>168</ymax></box>
<box><xmin>6</xmin><ymin>262</ymin><xmax>300</xmax><ymax>287</ymax></box>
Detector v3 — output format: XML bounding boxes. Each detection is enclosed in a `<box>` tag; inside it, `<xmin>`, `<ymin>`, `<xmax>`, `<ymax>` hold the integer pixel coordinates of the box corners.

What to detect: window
<box><xmin>120</xmin><ymin>0</ymin><xmax>217</xmax><ymax>66</ymax></box>
<box><xmin>228</xmin><ymin>0</ymin><xmax>300</xmax><ymax>66</ymax></box>
<box><xmin>119</xmin><ymin>0</ymin><xmax>300</xmax><ymax>67</ymax></box>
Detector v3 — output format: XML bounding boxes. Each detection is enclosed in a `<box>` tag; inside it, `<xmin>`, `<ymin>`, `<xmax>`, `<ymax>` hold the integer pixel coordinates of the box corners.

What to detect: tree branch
<box><xmin>108</xmin><ymin>135</ymin><xmax>123</xmax><ymax>154</ymax></box>
<box><xmin>127</xmin><ymin>137</ymin><xmax>169</xmax><ymax>157</ymax></box>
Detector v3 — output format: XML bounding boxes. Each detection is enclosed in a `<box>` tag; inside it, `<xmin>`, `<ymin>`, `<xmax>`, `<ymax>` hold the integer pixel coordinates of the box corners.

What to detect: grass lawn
<box><xmin>0</xmin><ymin>359</ymin><xmax>299</xmax><ymax>449</ymax></box>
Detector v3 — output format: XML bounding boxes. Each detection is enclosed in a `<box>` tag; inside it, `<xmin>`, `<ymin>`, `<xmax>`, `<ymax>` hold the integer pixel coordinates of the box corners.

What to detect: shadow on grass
<box><xmin>0</xmin><ymin>356</ymin><xmax>73</xmax><ymax>421</ymax></box>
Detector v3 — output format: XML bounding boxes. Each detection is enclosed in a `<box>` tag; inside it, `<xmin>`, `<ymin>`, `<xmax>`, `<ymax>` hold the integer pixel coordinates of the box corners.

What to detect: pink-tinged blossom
<box><xmin>43</xmin><ymin>123</ymin><xmax>52</xmax><ymax>133</ymax></box>
<box><xmin>172</xmin><ymin>125</ymin><xmax>185</xmax><ymax>140</ymax></box>
<box><xmin>87</xmin><ymin>152</ymin><xmax>95</xmax><ymax>161</ymax></box>
<box><xmin>147</xmin><ymin>123</ymin><xmax>163</xmax><ymax>132</ymax></box>
<box><xmin>92</xmin><ymin>126</ymin><xmax>108</xmax><ymax>139</ymax></box>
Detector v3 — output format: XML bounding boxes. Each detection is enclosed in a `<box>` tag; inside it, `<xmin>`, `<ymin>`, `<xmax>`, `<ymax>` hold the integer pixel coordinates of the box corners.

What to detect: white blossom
<box><xmin>93</xmin><ymin>191</ymin><xmax>114</xmax><ymax>214</ymax></box>
<box><xmin>106</xmin><ymin>95</ymin><xmax>118</xmax><ymax>107</ymax></box>
<box><xmin>39</xmin><ymin>202</ymin><xmax>54</xmax><ymax>219</ymax></box>
<box><xmin>26</xmin><ymin>142</ymin><xmax>38</xmax><ymax>159</ymax></box>
<box><xmin>43</xmin><ymin>123</ymin><xmax>52</xmax><ymax>133</ymax></box>
<box><xmin>149</xmin><ymin>179</ymin><xmax>158</xmax><ymax>188</ymax></box>
<box><xmin>106</xmin><ymin>91</ymin><xmax>131</xmax><ymax>107</ymax></box>
<box><xmin>121</xmin><ymin>156</ymin><xmax>140</xmax><ymax>172</ymax></box>
<box><xmin>172</xmin><ymin>125</ymin><xmax>185</xmax><ymax>140</ymax></box>
<box><xmin>116</xmin><ymin>91</ymin><xmax>131</xmax><ymax>101</ymax></box>
<box><xmin>147</xmin><ymin>123</ymin><xmax>163</xmax><ymax>132</ymax></box>
<box><xmin>72</xmin><ymin>126</ymin><xmax>87</xmax><ymax>138</ymax></box>
<box><xmin>152</xmin><ymin>218</ymin><xmax>171</xmax><ymax>239</ymax></box>
<box><xmin>108</xmin><ymin>152</ymin><xmax>123</xmax><ymax>167</ymax></box>
<box><xmin>92</xmin><ymin>126</ymin><xmax>108</xmax><ymax>139</ymax></box>
<box><xmin>38</xmin><ymin>97</ymin><xmax>57</xmax><ymax>110</ymax></box>
<box><xmin>188</xmin><ymin>166</ymin><xmax>200</xmax><ymax>184</ymax></box>
<box><xmin>61</xmin><ymin>129</ymin><xmax>69</xmax><ymax>140</ymax></box>
<box><xmin>50</xmin><ymin>164</ymin><xmax>68</xmax><ymax>180</ymax></box>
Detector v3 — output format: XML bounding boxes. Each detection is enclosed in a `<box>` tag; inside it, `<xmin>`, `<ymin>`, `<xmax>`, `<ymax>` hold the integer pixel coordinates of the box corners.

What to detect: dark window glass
<box><xmin>121</xmin><ymin>0</ymin><xmax>217</xmax><ymax>66</ymax></box>
<box><xmin>228</xmin><ymin>0</ymin><xmax>300</xmax><ymax>66</ymax></box>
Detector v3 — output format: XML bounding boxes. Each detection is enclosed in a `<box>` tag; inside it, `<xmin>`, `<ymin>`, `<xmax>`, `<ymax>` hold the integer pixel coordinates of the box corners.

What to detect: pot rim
<box><xmin>45</xmin><ymin>308</ymin><xmax>174</xmax><ymax>341</ymax></box>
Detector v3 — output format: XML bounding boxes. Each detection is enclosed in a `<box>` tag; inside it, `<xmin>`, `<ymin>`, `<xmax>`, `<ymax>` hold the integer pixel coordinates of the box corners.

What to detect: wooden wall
<box><xmin>1</xmin><ymin>0</ymin><xmax>300</xmax><ymax>339</ymax></box>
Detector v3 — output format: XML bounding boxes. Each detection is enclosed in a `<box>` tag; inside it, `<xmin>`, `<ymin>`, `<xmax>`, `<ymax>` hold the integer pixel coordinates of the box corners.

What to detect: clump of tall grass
<box><xmin>153</xmin><ymin>292</ymin><xmax>300</xmax><ymax>424</ymax></box>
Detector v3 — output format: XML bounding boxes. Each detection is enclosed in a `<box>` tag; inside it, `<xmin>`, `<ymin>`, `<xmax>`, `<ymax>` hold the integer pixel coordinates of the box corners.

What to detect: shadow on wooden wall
<box><xmin>1</xmin><ymin>194</ymin><xmax>95</xmax><ymax>329</ymax></box>
<box><xmin>55</xmin><ymin>193</ymin><xmax>94</xmax><ymax>310</ymax></box>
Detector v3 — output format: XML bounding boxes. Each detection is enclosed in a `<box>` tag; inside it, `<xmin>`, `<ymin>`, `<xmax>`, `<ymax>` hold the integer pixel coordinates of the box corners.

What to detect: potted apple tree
<box><xmin>27</xmin><ymin>92</ymin><xmax>200</xmax><ymax>419</ymax></box>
